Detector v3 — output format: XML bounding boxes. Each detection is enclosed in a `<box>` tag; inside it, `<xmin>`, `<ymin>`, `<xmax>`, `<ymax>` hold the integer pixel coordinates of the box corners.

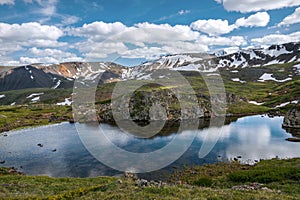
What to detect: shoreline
<box><xmin>0</xmin><ymin>158</ymin><xmax>300</xmax><ymax>199</ymax></box>
<box><xmin>0</xmin><ymin>112</ymin><xmax>275</xmax><ymax>134</ymax></box>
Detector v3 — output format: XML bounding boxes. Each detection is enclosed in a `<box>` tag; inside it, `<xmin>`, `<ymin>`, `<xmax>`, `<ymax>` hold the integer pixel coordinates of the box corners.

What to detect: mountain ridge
<box><xmin>0</xmin><ymin>42</ymin><xmax>299</xmax><ymax>92</ymax></box>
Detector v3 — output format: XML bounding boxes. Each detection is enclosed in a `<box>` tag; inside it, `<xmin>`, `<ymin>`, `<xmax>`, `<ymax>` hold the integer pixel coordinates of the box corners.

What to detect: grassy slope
<box><xmin>0</xmin><ymin>158</ymin><xmax>299</xmax><ymax>199</ymax></box>
<box><xmin>0</xmin><ymin>62</ymin><xmax>298</xmax><ymax>132</ymax></box>
<box><xmin>0</xmin><ymin>104</ymin><xmax>72</xmax><ymax>132</ymax></box>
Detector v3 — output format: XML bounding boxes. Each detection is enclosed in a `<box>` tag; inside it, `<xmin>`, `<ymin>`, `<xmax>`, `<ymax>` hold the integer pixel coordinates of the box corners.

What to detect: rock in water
<box><xmin>283</xmin><ymin>104</ymin><xmax>300</xmax><ymax>129</ymax></box>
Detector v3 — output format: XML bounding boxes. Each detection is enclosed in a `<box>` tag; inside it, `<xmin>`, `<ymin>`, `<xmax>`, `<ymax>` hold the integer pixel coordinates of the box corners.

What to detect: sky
<box><xmin>0</xmin><ymin>0</ymin><xmax>300</xmax><ymax>66</ymax></box>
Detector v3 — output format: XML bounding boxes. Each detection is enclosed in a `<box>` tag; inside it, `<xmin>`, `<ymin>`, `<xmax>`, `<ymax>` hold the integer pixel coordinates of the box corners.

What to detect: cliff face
<box><xmin>97</xmin><ymin>86</ymin><xmax>245</xmax><ymax>122</ymax></box>
<box><xmin>98</xmin><ymin>89</ymin><xmax>203</xmax><ymax>122</ymax></box>
<box><xmin>283</xmin><ymin>104</ymin><xmax>300</xmax><ymax>129</ymax></box>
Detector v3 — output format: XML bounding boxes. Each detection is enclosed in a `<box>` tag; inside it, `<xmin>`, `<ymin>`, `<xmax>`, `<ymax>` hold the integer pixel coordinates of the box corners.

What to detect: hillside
<box><xmin>0</xmin><ymin>42</ymin><xmax>299</xmax><ymax>121</ymax></box>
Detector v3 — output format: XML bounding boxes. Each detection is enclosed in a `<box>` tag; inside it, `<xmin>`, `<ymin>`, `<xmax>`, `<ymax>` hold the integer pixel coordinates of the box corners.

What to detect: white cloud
<box><xmin>16</xmin><ymin>47</ymin><xmax>84</xmax><ymax>65</ymax></box>
<box><xmin>0</xmin><ymin>0</ymin><xmax>14</xmax><ymax>5</ymax></box>
<box><xmin>77</xmin><ymin>41</ymin><xmax>128</xmax><ymax>59</ymax></box>
<box><xmin>198</xmin><ymin>35</ymin><xmax>247</xmax><ymax>46</ymax></box>
<box><xmin>0</xmin><ymin>22</ymin><xmax>66</xmax><ymax>56</ymax></box>
<box><xmin>62</xmin><ymin>15</ymin><xmax>80</xmax><ymax>25</ymax></box>
<box><xmin>235</xmin><ymin>12</ymin><xmax>270</xmax><ymax>27</ymax></box>
<box><xmin>132</xmin><ymin>23</ymin><xmax>200</xmax><ymax>42</ymax></box>
<box><xmin>70</xmin><ymin>22</ymin><xmax>206</xmax><ymax>59</ymax></box>
<box><xmin>191</xmin><ymin>12</ymin><xmax>270</xmax><ymax>36</ymax></box>
<box><xmin>0</xmin><ymin>22</ymin><xmax>63</xmax><ymax>41</ymax></box>
<box><xmin>19</xmin><ymin>56</ymin><xmax>84</xmax><ymax>64</ymax></box>
<box><xmin>190</xmin><ymin>19</ymin><xmax>235</xmax><ymax>36</ymax></box>
<box><xmin>251</xmin><ymin>31</ymin><xmax>300</xmax><ymax>45</ymax></box>
<box><xmin>29</xmin><ymin>47</ymin><xmax>76</xmax><ymax>58</ymax></box>
<box><xmin>26</xmin><ymin>0</ymin><xmax>58</xmax><ymax>16</ymax></box>
<box><xmin>278</xmin><ymin>7</ymin><xmax>300</xmax><ymax>26</ymax></box>
<box><xmin>69</xmin><ymin>21</ymin><xmax>128</xmax><ymax>42</ymax></box>
<box><xmin>0</xmin><ymin>20</ymin><xmax>250</xmax><ymax>65</ymax></box>
<box><xmin>121</xmin><ymin>42</ymin><xmax>209</xmax><ymax>60</ymax></box>
<box><xmin>215</xmin><ymin>0</ymin><xmax>300</xmax><ymax>13</ymax></box>
<box><xmin>70</xmin><ymin>21</ymin><xmax>248</xmax><ymax>60</ymax></box>
<box><xmin>178</xmin><ymin>10</ymin><xmax>190</xmax><ymax>15</ymax></box>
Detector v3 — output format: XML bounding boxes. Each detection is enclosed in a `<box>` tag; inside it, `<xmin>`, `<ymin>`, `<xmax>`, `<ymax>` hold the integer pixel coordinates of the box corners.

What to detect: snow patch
<box><xmin>173</xmin><ymin>64</ymin><xmax>199</xmax><ymax>72</ymax></box>
<box><xmin>31</xmin><ymin>96</ymin><xmax>40</xmax><ymax>103</ymax></box>
<box><xmin>293</xmin><ymin>63</ymin><xmax>300</xmax><ymax>74</ymax></box>
<box><xmin>263</xmin><ymin>60</ymin><xmax>280</xmax><ymax>66</ymax></box>
<box><xmin>27</xmin><ymin>93</ymin><xmax>44</xmax><ymax>99</ymax></box>
<box><xmin>249</xmin><ymin>50</ymin><xmax>260</xmax><ymax>60</ymax></box>
<box><xmin>0</xmin><ymin>94</ymin><xmax>5</xmax><ymax>99</ymax></box>
<box><xmin>57</xmin><ymin>98</ymin><xmax>72</xmax><ymax>106</ymax></box>
<box><xmin>262</xmin><ymin>46</ymin><xmax>291</xmax><ymax>57</ymax></box>
<box><xmin>52</xmin><ymin>80</ymin><xmax>61</xmax><ymax>89</ymax></box>
<box><xmin>258</xmin><ymin>73</ymin><xmax>292</xmax><ymax>82</ymax></box>
<box><xmin>289</xmin><ymin>56</ymin><xmax>297</xmax><ymax>62</ymax></box>
<box><xmin>206</xmin><ymin>73</ymin><xmax>220</xmax><ymax>76</ymax></box>
<box><xmin>275</xmin><ymin>100</ymin><xmax>299</xmax><ymax>108</ymax></box>
<box><xmin>156</xmin><ymin>55</ymin><xmax>203</xmax><ymax>66</ymax></box>
<box><xmin>232</xmin><ymin>54</ymin><xmax>247</xmax><ymax>68</ymax></box>
<box><xmin>10</xmin><ymin>102</ymin><xmax>16</xmax><ymax>106</ymax></box>
<box><xmin>137</xmin><ymin>73</ymin><xmax>153</xmax><ymax>80</ymax></box>
<box><xmin>249</xmin><ymin>101</ymin><xmax>264</xmax><ymax>106</ymax></box>
<box><xmin>232</xmin><ymin>78</ymin><xmax>246</xmax><ymax>83</ymax></box>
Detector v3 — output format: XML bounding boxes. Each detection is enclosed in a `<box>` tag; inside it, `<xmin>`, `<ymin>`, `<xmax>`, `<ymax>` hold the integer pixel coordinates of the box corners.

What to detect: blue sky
<box><xmin>0</xmin><ymin>0</ymin><xmax>300</xmax><ymax>66</ymax></box>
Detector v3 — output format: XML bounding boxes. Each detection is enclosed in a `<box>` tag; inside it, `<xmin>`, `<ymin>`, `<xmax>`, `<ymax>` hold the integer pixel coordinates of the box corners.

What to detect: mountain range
<box><xmin>0</xmin><ymin>42</ymin><xmax>299</xmax><ymax>110</ymax></box>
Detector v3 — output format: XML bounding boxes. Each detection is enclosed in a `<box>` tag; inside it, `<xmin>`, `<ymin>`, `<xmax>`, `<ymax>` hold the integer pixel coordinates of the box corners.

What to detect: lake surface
<box><xmin>0</xmin><ymin>115</ymin><xmax>299</xmax><ymax>179</ymax></box>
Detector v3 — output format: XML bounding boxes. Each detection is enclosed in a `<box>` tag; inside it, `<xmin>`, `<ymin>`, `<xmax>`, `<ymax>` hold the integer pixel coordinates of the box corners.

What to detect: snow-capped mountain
<box><xmin>120</xmin><ymin>42</ymin><xmax>300</xmax><ymax>80</ymax></box>
<box><xmin>216</xmin><ymin>42</ymin><xmax>300</xmax><ymax>68</ymax></box>
<box><xmin>0</xmin><ymin>42</ymin><xmax>299</xmax><ymax>92</ymax></box>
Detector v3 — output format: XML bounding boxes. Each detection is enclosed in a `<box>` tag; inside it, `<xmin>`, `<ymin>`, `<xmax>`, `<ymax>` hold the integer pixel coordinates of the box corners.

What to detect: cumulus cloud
<box><xmin>20</xmin><ymin>48</ymin><xmax>84</xmax><ymax>65</ymax></box>
<box><xmin>70</xmin><ymin>22</ymin><xmax>207</xmax><ymax>59</ymax></box>
<box><xmin>0</xmin><ymin>21</ymin><xmax>66</xmax><ymax>60</ymax></box>
<box><xmin>1</xmin><ymin>20</ymin><xmax>249</xmax><ymax>64</ymax></box>
<box><xmin>0</xmin><ymin>22</ymin><xmax>63</xmax><ymax>41</ymax></box>
<box><xmin>251</xmin><ymin>31</ymin><xmax>300</xmax><ymax>45</ymax></box>
<box><xmin>190</xmin><ymin>19</ymin><xmax>235</xmax><ymax>36</ymax></box>
<box><xmin>0</xmin><ymin>0</ymin><xmax>14</xmax><ymax>5</ymax></box>
<box><xmin>198</xmin><ymin>35</ymin><xmax>247</xmax><ymax>46</ymax></box>
<box><xmin>190</xmin><ymin>12</ymin><xmax>270</xmax><ymax>36</ymax></box>
<box><xmin>29</xmin><ymin>47</ymin><xmax>76</xmax><ymax>58</ymax></box>
<box><xmin>69</xmin><ymin>21</ymin><xmax>128</xmax><ymax>42</ymax></box>
<box><xmin>278</xmin><ymin>7</ymin><xmax>300</xmax><ymax>26</ymax></box>
<box><xmin>0</xmin><ymin>22</ymin><xmax>68</xmax><ymax>65</ymax></box>
<box><xmin>235</xmin><ymin>12</ymin><xmax>270</xmax><ymax>27</ymax></box>
<box><xmin>78</xmin><ymin>41</ymin><xmax>128</xmax><ymax>59</ymax></box>
<box><xmin>121</xmin><ymin>42</ymin><xmax>209</xmax><ymax>60</ymax></box>
<box><xmin>215</xmin><ymin>0</ymin><xmax>300</xmax><ymax>13</ymax></box>
<box><xmin>132</xmin><ymin>23</ymin><xmax>200</xmax><ymax>42</ymax></box>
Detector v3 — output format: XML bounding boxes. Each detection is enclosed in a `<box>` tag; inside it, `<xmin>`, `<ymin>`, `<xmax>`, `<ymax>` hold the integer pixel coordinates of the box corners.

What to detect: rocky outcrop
<box><xmin>283</xmin><ymin>105</ymin><xmax>300</xmax><ymax>129</ymax></box>
<box><xmin>97</xmin><ymin>87</ymin><xmax>246</xmax><ymax>122</ymax></box>
<box><xmin>98</xmin><ymin>89</ymin><xmax>203</xmax><ymax>122</ymax></box>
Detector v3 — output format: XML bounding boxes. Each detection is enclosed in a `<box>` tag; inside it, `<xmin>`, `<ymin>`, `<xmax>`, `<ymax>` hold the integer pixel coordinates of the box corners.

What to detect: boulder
<box><xmin>283</xmin><ymin>104</ymin><xmax>300</xmax><ymax>129</ymax></box>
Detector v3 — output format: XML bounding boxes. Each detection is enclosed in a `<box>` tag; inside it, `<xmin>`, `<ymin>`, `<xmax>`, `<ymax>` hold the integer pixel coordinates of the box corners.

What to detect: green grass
<box><xmin>0</xmin><ymin>88</ymin><xmax>73</xmax><ymax>105</ymax></box>
<box><xmin>0</xmin><ymin>62</ymin><xmax>299</xmax><ymax>132</ymax></box>
<box><xmin>170</xmin><ymin>158</ymin><xmax>300</xmax><ymax>196</ymax></box>
<box><xmin>1</xmin><ymin>158</ymin><xmax>300</xmax><ymax>199</ymax></box>
<box><xmin>0</xmin><ymin>104</ymin><xmax>72</xmax><ymax>132</ymax></box>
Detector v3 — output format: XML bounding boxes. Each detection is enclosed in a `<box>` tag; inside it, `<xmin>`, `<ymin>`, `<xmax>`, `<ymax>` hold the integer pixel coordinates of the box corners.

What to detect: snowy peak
<box><xmin>217</xmin><ymin>42</ymin><xmax>300</xmax><ymax>68</ymax></box>
<box><xmin>0</xmin><ymin>42</ymin><xmax>299</xmax><ymax>91</ymax></box>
